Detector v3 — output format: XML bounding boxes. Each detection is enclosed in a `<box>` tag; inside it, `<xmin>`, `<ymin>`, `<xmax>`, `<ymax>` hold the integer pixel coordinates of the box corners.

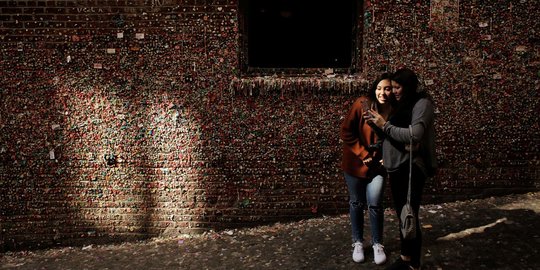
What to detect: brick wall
<box><xmin>0</xmin><ymin>0</ymin><xmax>538</xmax><ymax>250</ymax></box>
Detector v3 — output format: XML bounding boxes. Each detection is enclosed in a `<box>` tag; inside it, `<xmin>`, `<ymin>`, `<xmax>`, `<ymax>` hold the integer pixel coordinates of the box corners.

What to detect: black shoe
<box><xmin>385</xmin><ymin>257</ymin><xmax>411</xmax><ymax>270</ymax></box>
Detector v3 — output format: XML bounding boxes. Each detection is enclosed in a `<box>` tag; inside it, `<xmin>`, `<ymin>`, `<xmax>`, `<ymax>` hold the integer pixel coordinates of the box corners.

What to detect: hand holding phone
<box><xmin>361</xmin><ymin>100</ymin><xmax>373</xmax><ymax>120</ymax></box>
<box><xmin>361</xmin><ymin>100</ymin><xmax>370</xmax><ymax>112</ymax></box>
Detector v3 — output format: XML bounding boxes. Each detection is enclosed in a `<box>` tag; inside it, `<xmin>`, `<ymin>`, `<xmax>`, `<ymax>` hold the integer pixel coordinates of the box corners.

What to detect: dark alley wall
<box><xmin>0</xmin><ymin>0</ymin><xmax>538</xmax><ymax>250</ymax></box>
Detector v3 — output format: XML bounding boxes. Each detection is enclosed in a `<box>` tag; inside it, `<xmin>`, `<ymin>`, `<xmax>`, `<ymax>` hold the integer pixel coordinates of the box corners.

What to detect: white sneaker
<box><xmin>372</xmin><ymin>243</ymin><xmax>387</xmax><ymax>265</ymax></box>
<box><xmin>352</xmin><ymin>241</ymin><xmax>365</xmax><ymax>263</ymax></box>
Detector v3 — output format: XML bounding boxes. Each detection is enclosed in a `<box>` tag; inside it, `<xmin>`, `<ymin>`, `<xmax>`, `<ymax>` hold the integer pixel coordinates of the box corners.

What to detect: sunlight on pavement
<box><xmin>436</xmin><ymin>217</ymin><xmax>508</xmax><ymax>241</ymax></box>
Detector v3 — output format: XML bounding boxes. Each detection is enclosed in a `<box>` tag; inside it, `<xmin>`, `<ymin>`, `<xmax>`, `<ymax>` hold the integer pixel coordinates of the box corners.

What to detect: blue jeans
<box><xmin>344</xmin><ymin>172</ymin><xmax>385</xmax><ymax>244</ymax></box>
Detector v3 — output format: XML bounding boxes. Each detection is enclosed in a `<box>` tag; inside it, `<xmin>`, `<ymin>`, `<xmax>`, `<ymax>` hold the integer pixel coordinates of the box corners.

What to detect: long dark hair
<box><xmin>389</xmin><ymin>68</ymin><xmax>424</xmax><ymax>127</ymax></box>
<box><xmin>392</xmin><ymin>68</ymin><xmax>420</xmax><ymax>107</ymax></box>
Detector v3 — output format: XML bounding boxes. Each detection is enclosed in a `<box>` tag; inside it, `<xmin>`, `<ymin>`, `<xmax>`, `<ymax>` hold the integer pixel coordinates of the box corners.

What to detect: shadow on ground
<box><xmin>1</xmin><ymin>192</ymin><xmax>539</xmax><ymax>270</ymax></box>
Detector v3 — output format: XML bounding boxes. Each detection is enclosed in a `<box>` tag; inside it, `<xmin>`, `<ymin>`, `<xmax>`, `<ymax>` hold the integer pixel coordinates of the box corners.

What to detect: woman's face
<box><xmin>376</xmin><ymin>79</ymin><xmax>392</xmax><ymax>104</ymax></box>
<box><xmin>391</xmin><ymin>80</ymin><xmax>404</xmax><ymax>101</ymax></box>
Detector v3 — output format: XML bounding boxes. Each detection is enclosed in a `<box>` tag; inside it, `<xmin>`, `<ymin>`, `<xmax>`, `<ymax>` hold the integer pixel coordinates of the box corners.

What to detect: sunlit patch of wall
<box><xmin>50</xmin><ymin>71</ymin><xmax>210</xmax><ymax>239</ymax></box>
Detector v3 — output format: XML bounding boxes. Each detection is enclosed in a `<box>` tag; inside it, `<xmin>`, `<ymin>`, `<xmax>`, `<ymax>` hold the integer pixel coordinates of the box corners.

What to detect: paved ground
<box><xmin>1</xmin><ymin>192</ymin><xmax>539</xmax><ymax>270</ymax></box>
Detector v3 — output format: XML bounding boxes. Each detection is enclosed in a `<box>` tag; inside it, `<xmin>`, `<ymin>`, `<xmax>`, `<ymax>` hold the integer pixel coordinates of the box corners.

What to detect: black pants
<box><xmin>389</xmin><ymin>163</ymin><xmax>426</xmax><ymax>268</ymax></box>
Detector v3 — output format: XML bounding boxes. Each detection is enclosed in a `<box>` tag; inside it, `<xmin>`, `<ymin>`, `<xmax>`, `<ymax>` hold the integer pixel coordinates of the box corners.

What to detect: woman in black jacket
<box><xmin>365</xmin><ymin>68</ymin><xmax>436</xmax><ymax>270</ymax></box>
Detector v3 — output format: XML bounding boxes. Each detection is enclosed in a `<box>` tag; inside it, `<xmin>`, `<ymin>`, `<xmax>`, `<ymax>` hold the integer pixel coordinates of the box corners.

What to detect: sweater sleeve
<box><xmin>340</xmin><ymin>98</ymin><xmax>370</xmax><ymax>159</ymax></box>
<box><xmin>383</xmin><ymin>99</ymin><xmax>434</xmax><ymax>144</ymax></box>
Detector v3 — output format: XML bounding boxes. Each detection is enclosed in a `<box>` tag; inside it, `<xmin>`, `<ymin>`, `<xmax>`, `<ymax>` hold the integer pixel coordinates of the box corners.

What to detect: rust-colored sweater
<box><xmin>340</xmin><ymin>96</ymin><xmax>384</xmax><ymax>178</ymax></box>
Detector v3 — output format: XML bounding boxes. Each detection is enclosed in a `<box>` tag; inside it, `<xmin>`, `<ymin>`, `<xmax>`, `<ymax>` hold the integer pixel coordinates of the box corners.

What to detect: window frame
<box><xmin>237</xmin><ymin>0</ymin><xmax>363</xmax><ymax>76</ymax></box>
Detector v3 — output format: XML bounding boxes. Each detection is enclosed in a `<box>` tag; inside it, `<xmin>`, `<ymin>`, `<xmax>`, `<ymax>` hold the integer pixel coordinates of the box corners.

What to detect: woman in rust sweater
<box><xmin>340</xmin><ymin>73</ymin><xmax>393</xmax><ymax>265</ymax></box>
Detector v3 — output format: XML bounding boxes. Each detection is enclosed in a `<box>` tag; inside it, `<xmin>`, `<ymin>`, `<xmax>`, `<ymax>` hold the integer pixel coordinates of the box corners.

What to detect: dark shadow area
<box><xmin>245</xmin><ymin>0</ymin><xmax>357</xmax><ymax>68</ymax></box>
<box><xmin>419</xmin><ymin>204</ymin><xmax>540</xmax><ymax>269</ymax></box>
<box><xmin>1</xmin><ymin>192</ymin><xmax>538</xmax><ymax>269</ymax></box>
<box><xmin>238</xmin><ymin>0</ymin><xmax>362</xmax><ymax>73</ymax></box>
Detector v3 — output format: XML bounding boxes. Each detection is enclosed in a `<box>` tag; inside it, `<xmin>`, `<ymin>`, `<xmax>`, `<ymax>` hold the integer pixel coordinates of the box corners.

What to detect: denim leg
<box><xmin>366</xmin><ymin>174</ymin><xmax>385</xmax><ymax>244</ymax></box>
<box><xmin>344</xmin><ymin>172</ymin><xmax>367</xmax><ymax>243</ymax></box>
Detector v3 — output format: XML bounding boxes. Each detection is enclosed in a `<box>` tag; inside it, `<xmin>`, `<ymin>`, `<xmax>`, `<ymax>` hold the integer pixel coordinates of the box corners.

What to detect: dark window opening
<box><xmin>239</xmin><ymin>0</ymin><xmax>360</xmax><ymax>73</ymax></box>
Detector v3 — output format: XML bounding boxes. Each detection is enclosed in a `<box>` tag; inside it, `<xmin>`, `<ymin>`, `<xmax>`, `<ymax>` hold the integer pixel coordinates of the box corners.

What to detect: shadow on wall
<box><xmin>0</xmin><ymin>53</ymin><xmax>100</xmax><ymax>251</ymax></box>
<box><xmin>0</xmin><ymin>35</ymin><xmax>228</xmax><ymax>251</ymax></box>
<box><xmin>199</xmin><ymin>91</ymin><xmax>352</xmax><ymax>231</ymax></box>
<box><xmin>47</xmin><ymin>71</ymin><xmax>210</xmax><ymax>244</ymax></box>
<box><xmin>0</xmin><ymin>52</ymin><xmax>212</xmax><ymax>250</ymax></box>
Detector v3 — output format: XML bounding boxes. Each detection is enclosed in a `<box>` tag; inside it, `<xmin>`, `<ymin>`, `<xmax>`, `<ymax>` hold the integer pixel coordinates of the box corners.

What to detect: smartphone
<box><xmin>361</xmin><ymin>100</ymin><xmax>373</xmax><ymax>119</ymax></box>
<box><xmin>361</xmin><ymin>100</ymin><xmax>370</xmax><ymax>112</ymax></box>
